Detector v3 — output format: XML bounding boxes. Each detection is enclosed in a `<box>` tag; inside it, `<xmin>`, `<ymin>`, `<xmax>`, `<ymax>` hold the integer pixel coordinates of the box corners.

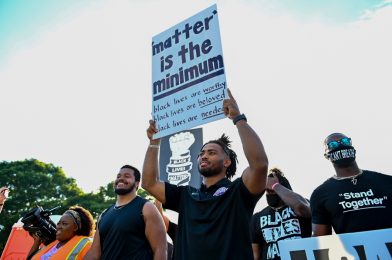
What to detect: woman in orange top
<box><xmin>27</xmin><ymin>206</ymin><xmax>95</xmax><ymax>260</ymax></box>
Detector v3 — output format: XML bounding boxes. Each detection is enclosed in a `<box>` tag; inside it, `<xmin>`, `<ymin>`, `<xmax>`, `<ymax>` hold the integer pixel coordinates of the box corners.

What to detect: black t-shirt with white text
<box><xmin>250</xmin><ymin>206</ymin><xmax>311</xmax><ymax>260</ymax></box>
<box><xmin>164</xmin><ymin>178</ymin><xmax>262</xmax><ymax>260</ymax></box>
<box><xmin>310</xmin><ymin>170</ymin><xmax>392</xmax><ymax>234</ymax></box>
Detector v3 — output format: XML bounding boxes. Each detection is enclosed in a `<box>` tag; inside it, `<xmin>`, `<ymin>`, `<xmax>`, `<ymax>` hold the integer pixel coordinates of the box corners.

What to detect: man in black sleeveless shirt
<box><xmin>311</xmin><ymin>133</ymin><xmax>392</xmax><ymax>235</ymax></box>
<box><xmin>84</xmin><ymin>165</ymin><xmax>167</xmax><ymax>260</ymax></box>
<box><xmin>142</xmin><ymin>89</ymin><xmax>269</xmax><ymax>260</ymax></box>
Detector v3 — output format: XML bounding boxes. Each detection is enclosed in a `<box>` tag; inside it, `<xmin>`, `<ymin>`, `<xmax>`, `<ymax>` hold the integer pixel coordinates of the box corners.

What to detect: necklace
<box><xmin>332</xmin><ymin>169</ymin><xmax>363</xmax><ymax>185</ymax></box>
<box><xmin>114</xmin><ymin>204</ymin><xmax>127</xmax><ymax>210</ymax></box>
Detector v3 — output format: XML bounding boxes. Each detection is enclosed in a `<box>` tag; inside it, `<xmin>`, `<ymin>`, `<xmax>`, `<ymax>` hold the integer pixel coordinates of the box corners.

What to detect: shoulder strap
<box><xmin>65</xmin><ymin>237</ymin><xmax>92</xmax><ymax>260</ymax></box>
<box><xmin>97</xmin><ymin>206</ymin><xmax>111</xmax><ymax>226</ymax></box>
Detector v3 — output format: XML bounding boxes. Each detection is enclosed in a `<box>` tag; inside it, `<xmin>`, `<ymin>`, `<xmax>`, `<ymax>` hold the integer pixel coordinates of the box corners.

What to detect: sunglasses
<box><xmin>327</xmin><ymin>137</ymin><xmax>352</xmax><ymax>150</ymax></box>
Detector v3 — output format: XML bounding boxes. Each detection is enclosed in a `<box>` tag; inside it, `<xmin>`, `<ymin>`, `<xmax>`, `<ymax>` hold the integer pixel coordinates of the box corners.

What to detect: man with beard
<box><xmin>311</xmin><ymin>133</ymin><xmax>392</xmax><ymax>236</ymax></box>
<box><xmin>142</xmin><ymin>89</ymin><xmax>269</xmax><ymax>260</ymax></box>
<box><xmin>250</xmin><ymin>168</ymin><xmax>311</xmax><ymax>260</ymax></box>
<box><xmin>84</xmin><ymin>165</ymin><xmax>167</xmax><ymax>260</ymax></box>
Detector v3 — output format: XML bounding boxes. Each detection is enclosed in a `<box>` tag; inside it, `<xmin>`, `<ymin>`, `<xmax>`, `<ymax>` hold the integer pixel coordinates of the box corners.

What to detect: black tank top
<box><xmin>98</xmin><ymin>196</ymin><xmax>153</xmax><ymax>260</ymax></box>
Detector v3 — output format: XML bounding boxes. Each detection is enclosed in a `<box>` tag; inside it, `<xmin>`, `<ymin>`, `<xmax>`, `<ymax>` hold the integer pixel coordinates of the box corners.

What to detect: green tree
<box><xmin>137</xmin><ymin>187</ymin><xmax>155</xmax><ymax>202</ymax></box>
<box><xmin>69</xmin><ymin>183</ymin><xmax>155</xmax><ymax>218</ymax></box>
<box><xmin>0</xmin><ymin>159</ymin><xmax>83</xmax><ymax>252</ymax></box>
<box><xmin>66</xmin><ymin>181</ymin><xmax>116</xmax><ymax>218</ymax></box>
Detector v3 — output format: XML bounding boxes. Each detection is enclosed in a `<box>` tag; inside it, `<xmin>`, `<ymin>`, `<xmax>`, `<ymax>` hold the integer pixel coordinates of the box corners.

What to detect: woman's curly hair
<box><xmin>69</xmin><ymin>205</ymin><xmax>95</xmax><ymax>237</ymax></box>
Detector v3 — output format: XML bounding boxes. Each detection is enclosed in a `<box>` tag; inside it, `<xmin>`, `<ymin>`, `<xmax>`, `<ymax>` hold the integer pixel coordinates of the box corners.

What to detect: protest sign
<box><xmin>152</xmin><ymin>4</ymin><xmax>227</xmax><ymax>138</ymax></box>
<box><xmin>278</xmin><ymin>228</ymin><xmax>392</xmax><ymax>260</ymax></box>
<box><xmin>159</xmin><ymin>128</ymin><xmax>203</xmax><ymax>188</ymax></box>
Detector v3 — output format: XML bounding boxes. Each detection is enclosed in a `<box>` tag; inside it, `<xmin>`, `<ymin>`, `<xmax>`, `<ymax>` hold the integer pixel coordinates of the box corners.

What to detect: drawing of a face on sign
<box><xmin>166</xmin><ymin>132</ymin><xmax>195</xmax><ymax>186</ymax></box>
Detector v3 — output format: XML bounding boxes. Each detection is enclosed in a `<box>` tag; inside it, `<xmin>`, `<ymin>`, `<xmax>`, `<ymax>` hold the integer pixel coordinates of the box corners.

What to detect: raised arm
<box><xmin>83</xmin><ymin>227</ymin><xmax>101</xmax><ymax>260</ymax></box>
<box><xmin>223</xmin><ymin>89</ymin><xmax>268</xmax><ymax>195</ymax></box>
<box><xmin>143</xmin><ymin>202</ymin><xmax>167</xmax><ymax>260</ymax></box>
<box><xmin>0</xmin><ymin>187</ymin><xmax>8</xmax><ymax>214</ymax></box>
<box><xmin>142</xmin><ymin>120</ymin><xmax>166</xmax><ymax>203</ymax></box>
<box><xmin>267</xmin><ymin>175</ymin><xmax>311</xmax><ymax>217</ymax></box>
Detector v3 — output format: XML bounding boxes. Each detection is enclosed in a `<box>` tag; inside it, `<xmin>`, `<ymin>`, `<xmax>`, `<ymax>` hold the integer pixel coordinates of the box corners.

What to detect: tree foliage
<box><xmin>0</xmin><ymin>159</ymin><xmax>118</xmax><ymax>252</ymax></box>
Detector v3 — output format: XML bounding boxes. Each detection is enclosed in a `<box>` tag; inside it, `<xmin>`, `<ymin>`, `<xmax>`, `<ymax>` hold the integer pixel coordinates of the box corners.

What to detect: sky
<box><xmin>1</xmin><ymin>0</ymin><xmax>391</xmax><ymax>213</ymax></box>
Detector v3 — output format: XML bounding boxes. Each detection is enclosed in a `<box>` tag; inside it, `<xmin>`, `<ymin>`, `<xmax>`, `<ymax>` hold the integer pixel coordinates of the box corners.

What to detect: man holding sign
<box><xmin>143</xmin><ymin>89</ymin><xmax>269</xmax><ymax>260</ymax></box>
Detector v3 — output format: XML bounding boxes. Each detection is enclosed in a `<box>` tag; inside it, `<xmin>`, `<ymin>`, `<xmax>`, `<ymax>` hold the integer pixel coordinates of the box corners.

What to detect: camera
<box><xmin>21</xmin><ymin>206</ymin><xmax>59</xmax><ymax>245</ymax></box>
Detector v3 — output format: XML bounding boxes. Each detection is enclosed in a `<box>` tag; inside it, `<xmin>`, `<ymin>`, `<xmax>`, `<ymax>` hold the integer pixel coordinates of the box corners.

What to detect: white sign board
<box><xmin>278</xmin><ymin>228</ymin><xmax>392</xmax><ymax>260</ymax></box>
<box><xmin>152</xmin><ymin>4</ymin><xmax>227</xmax><ymax>139</ymax></box>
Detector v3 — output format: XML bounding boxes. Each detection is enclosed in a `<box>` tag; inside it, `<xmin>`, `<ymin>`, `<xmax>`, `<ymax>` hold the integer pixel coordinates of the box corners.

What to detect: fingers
<box><xmin>227</xmin><ymin>88</ymin><xmax>235</xmax><ymax>102</ymax></box>
<box><xmin>223</xmin><ymin>99</ymin><xmax>229</xmax><ymax>116</ymax></box>
<box><xmin>147</xmin><ymin>120</ymin><xmax>158</xmax><ymax>139</ymax></box>
<box><xmin>149</xmin><ymin>120</ymin><xmax>157</xmax><ymax>133</ymax></box>
<box><xmin>222</xmin><ymin>88</ymin><xmax>240</xmax><ymax>119</ymax></box>
<box><xmin>147</xmin><ymin>120</ymin><xmax>162</xmax><ymax>143</ymax></box>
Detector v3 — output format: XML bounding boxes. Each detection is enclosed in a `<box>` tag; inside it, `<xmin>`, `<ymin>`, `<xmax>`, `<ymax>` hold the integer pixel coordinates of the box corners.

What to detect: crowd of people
<box><xmin>2</xmin><ymin>89</ymin><xmax>392</xmax><ymax>259</ymax></box>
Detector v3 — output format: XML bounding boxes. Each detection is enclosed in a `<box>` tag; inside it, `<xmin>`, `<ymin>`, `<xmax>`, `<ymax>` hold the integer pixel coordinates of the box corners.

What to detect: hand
<box><xmin>266</xmin><ymin>175</ymin><xmax>279</xmax><ymax>192</ymax></box>
<box><xmin>223</xmin><ymin>88</ymin><xmax>241</xmax><ymax>120</ymax></box>
<box><xmin>0</xmin><ymin>187</ymin><xmax>9</xmax><ymax>203</ymax></box>
<box><xmin>146</xmin><ymin>120</ymin><xmax>161</xmax><ymax>145</ymax></box>
<box><xmin>32</xmin><ymin>234</ymin><xmax>42</xmax><ymax>244</ymax></box>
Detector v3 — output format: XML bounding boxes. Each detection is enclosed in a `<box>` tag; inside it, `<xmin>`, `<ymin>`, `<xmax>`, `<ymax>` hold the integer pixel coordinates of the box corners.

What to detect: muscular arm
<box><xmin>83</xmin><ymin>227</ymin><xmax>101</xmax><ymax>260</ymax></box>
<box><xmin>271</xmin><ymin>182</ymin><xmax>311</xmax><ymax>218</ymax></box>
<box><xmin>142</xmin><ymin>120</ymin><xmax>166</xmax><ymax>203</ymax></box>
<box><xmin>312</xmin><ymin>224</ymin><xmax>332</xmax><ymax>236</ymax></box>
<box><xmin>143</xmin><ymin>202</ymin><xmax>167</xmax><ymax>260</ymax></box>
<box><xmin>237</xmin><ymin>120</ymin><xmax>269</xmax><ymax>195</ymax></box>
<box><xmin>224</xmin><ymin>89</ymin><xmax>268</xmax><ymax>195</ymax></box>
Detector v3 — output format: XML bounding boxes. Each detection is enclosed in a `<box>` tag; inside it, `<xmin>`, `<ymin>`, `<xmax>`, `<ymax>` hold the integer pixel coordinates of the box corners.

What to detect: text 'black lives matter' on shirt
<box><xmin>250</xmin><ymin>205</ymin><xmax>311</xmax><ymax>260</ymax></box>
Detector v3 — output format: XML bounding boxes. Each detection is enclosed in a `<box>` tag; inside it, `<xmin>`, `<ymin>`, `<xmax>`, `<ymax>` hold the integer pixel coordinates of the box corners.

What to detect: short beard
<box><xmin>115</xmin><ymin>183</ymin><xmax>136</xmax><ymax>195</ymax></box>
<box><xmin>198</xmin><ymin>166</ymin><xmax>222</xmax><ymax>178</ymax></box>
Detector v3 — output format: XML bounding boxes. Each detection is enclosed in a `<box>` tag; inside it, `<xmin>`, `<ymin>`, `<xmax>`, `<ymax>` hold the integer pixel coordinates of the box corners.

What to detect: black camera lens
<box><xmin>21</xmin><ymin>206</ymin><xmax>57</xmax><ymax>245</ymax></box>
